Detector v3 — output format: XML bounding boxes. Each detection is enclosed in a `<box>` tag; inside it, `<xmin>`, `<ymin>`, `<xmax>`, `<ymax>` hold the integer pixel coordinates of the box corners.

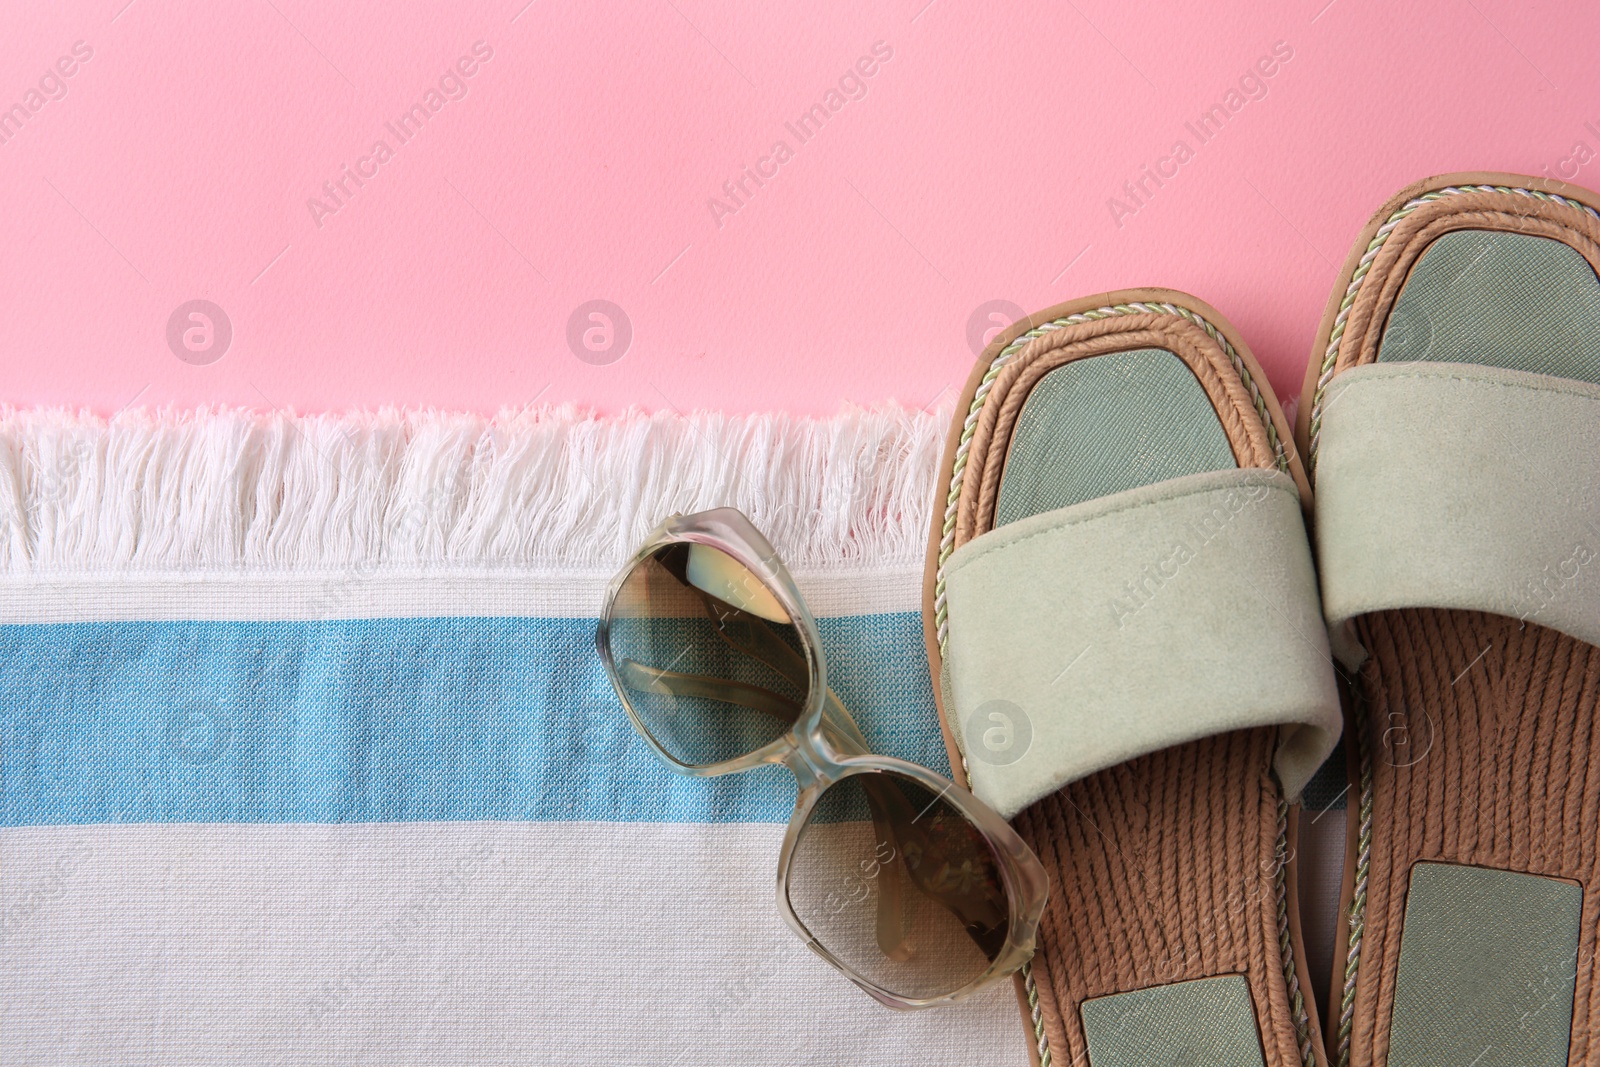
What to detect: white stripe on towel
<box><xmin>0</xmin><ymin>564</ymin><xmax>923</xmax><ymax>623</ymax></box>
<box><xmin>0</xmin><ymin>822</ymin><xmax>1024</xmax><ymax>1067</ymax></box>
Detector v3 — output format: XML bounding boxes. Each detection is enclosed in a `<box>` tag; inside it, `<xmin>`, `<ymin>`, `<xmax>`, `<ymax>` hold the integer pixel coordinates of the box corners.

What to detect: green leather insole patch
<box><xmin>1386</xmin><ymin>862</ymin><xmax>1582</xmax><ymax>1067</ymax></box>
<box><xmin>1379</xmin><ymin>229</ymin><xmax>1600</xmax><ymax>385</ymax></box>
<box><xmin>994</xmin><ymin>348</ymin><xmax>1237</xmax><ymax>527</ymax></box>
<box><xmin>1080</xmin><ymin>975</ymin><xmax>1266</xmax><ymax>1067</ymax></box>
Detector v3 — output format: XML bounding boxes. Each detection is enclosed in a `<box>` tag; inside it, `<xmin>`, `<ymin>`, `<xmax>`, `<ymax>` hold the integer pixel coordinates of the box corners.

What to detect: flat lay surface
<box><xmin>6</xmin><ymin>2</ymin><xmax>1600</xmax><ymax>1066</ymax></box>
<box><xmin>3</xmin><ymin>0</ymin><xmax>1598</xmax><ymax>416</ymax></box>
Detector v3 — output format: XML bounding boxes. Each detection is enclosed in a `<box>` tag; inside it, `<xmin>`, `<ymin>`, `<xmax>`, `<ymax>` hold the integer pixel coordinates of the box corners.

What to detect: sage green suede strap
<box><xmin>942</xmin><ymin>468</ymin><xmax>1340</xmax><ymax>819</ymax></box>
<box><xmin>1315</xmin><ymin>362</ymin><xmax>1600</xmax><ymax>666</ymax></box>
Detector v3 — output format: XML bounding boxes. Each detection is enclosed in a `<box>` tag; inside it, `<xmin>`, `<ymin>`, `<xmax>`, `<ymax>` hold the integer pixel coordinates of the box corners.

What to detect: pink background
<box><xmin>2</xmin><ymin>0</ymin><xmax>1597</xmax><ymax>417</ymax></box>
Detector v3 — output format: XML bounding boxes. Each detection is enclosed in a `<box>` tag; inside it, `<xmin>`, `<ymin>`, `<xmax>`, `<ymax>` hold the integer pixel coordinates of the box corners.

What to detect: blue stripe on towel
<box><xmin>1</xmin><ymin>614</ymin><xmax>948</xmax><ymax>827</ymax></box>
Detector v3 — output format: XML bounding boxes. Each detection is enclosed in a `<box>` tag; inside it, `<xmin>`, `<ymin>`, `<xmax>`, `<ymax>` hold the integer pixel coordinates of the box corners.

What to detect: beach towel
<box><xmin>0</xmin><ymin>404</ymin><xmax>1024</xmax><ymax>1066</ymax></box>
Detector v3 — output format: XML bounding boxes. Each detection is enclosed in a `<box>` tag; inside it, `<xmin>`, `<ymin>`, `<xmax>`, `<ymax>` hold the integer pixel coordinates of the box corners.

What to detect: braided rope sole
<box><xmin>1306</xmin><ymin>181</ymin><xmax>1599</xmax><ymax>1067</ymax></box>
<box><xmin>932</xmin><ymin>301</ymin><xmax>1297</xmax><ymax>1067</ymax></box>
<box><xmin>1306</xmin><ymin>183</ymin><xmax>1600</xmax><ymax>471</ymax></box>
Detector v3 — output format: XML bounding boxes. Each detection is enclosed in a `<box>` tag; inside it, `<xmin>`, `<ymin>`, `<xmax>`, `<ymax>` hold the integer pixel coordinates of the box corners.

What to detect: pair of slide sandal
<box><xmin>922</xmin><ymin>172</ymin><xmax>1600</xmax><ymax>1066</ymax></box>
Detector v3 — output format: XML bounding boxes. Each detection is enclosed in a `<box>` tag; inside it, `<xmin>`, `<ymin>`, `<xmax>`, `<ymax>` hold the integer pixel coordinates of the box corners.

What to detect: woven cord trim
<box><xmin>1335</xmin><ymin>697</ymin><xmax>1375</xmax><ymax>1067</ymax></box>
<box><xmin>1276</xmin><ymin>799</ymin><xmax>1318</xmax><ymax>1067</ymax></box>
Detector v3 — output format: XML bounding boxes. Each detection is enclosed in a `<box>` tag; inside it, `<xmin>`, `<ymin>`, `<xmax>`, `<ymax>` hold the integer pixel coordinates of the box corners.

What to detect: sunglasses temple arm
<box><xmin>615</xmin><ymin>660</ymin><xmax>800</xmax><ymax>723</ymax></box>
<box><xmin>694</xmin><ymin>595</ymin><xmax>877</xmax><ymax>757</ymax></box>
<box><xmin>617</xmin><ymin>657</ymin><xmax>873</xmax><ymax>760</ymax></box>
<box><xmin>854</xmin><ymin>767</ymin><xmax>1012</xmax><ymax>960</ymax></box>
<box><xmin>857</xmin><ymin>778</ymin><xmax>918</xmax><ymax>960</ymax></box>
<box><xmin>700</xmin><ymin>598</ymin><xmax>811</xmax><ymax>692</ymax></box>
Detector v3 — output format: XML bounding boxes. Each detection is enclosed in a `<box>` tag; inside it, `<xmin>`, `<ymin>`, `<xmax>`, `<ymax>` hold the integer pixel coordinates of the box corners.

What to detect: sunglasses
<box><xmin>596</xmin><ymin>508</ymin><xmax>1049</xmax><ymax>1009</ymax></box>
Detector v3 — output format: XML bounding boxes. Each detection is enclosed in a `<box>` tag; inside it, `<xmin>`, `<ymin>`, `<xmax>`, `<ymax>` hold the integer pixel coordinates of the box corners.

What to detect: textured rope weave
<box><xmin>932</xmin><ymin>301</ymin><xmax>1294</xmax><ymax>1067</ymax></box>
<box><xmin>1306</xmin><ymin>184</ymin><xmax>1600</xmax><ymax>471</ymax></box>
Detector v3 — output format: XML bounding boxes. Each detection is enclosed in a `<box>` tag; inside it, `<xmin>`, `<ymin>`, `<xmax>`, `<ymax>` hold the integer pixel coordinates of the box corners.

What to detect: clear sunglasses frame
<box><xmin>595</xmin><ymin>507</ymin><xmax>1049</xmax><ymax>1010</ymax></box>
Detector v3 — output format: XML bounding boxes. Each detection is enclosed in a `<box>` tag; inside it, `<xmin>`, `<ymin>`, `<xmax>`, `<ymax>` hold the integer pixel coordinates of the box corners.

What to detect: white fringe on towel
<box><xmin>0</xmin><ymin>405</ymin><xmax>947</xmax><ymax>577</ymax></box>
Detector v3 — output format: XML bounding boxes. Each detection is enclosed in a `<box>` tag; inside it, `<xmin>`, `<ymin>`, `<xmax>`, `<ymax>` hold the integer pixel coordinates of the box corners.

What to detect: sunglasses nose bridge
<box><xmin>780</xmin><ymin>733</ymin><xmax>835</xmax><ymax>792</ymax></box>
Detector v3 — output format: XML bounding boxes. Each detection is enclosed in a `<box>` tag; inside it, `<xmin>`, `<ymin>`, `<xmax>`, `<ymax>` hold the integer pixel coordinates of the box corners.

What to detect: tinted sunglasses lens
<box><xmin>605</xmin><ymin>542</ymin><xmax>809</xmax><ymax>766</ymax></box>
<box><xmin>787</xmin><ymin>771</ymin><xmax>1011</xmax><ymax>1000</ymax></box>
